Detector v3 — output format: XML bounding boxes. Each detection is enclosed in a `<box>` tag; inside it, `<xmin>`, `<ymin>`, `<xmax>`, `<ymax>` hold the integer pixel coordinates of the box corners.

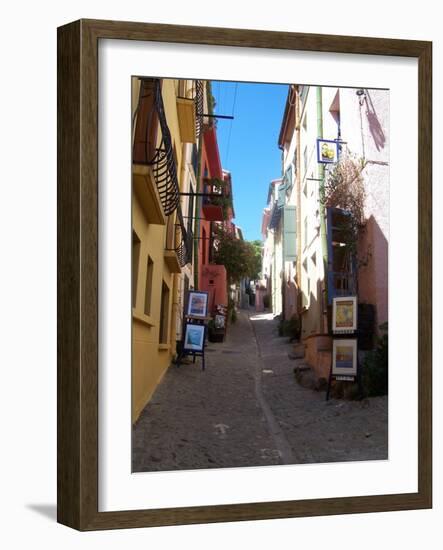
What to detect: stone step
<box><xmin>290</xmin><ymin>342</ymin><xmax>305</xmax><ymax>359</ymax></box>
<box><xmin>293</xmin><ymin>362</ymin><xmax>310</xmax><ymax>372</ymax></box>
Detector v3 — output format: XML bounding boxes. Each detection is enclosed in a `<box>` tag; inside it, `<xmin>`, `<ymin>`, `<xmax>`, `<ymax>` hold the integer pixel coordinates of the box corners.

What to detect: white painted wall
<box><xmin>299</xmin><ymin>87</ymin><xmax>326</xmax><ymax>336</ymax></box>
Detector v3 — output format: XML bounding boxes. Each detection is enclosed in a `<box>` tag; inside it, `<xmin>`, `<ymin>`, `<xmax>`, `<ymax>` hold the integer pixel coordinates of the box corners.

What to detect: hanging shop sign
<box><xmin>332</xmin><ymin>296</ymin><xmax>357</xmax><ymax>334</ymax></box>
<box><xmin>316</xmin><ymin>138</ymin><xmax>339</xmax><ymax>164</ymax></box>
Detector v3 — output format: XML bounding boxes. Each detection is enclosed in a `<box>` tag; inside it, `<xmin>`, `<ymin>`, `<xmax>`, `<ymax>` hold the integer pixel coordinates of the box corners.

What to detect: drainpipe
<box><xmin>193</xmin><ymin>127</ymin><xmax>203</xmax><ymax>289</ymax></box>
<box><xmin>295</xmin><ymin>86</ymin><xmax>302</xmax><ymax>298</ymax></box>
<box><xmin>316</xmin><ymin>86</ymin><xmax>329</xmax><ymax>332</ymax></box>
<box><xmin>172</xmin><ymin>143</ymin><xmax>189</xmax><ymax>351</ymax></box>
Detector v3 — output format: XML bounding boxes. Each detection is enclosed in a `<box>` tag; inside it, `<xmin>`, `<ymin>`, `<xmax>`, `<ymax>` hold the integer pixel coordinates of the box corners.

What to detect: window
<box><xmin>133</xmin><ymin>79</ymin><xmax>158</xmax><ymax>164</ymax></box>
<box><xmin>299</xmin><ymin>86</ymin><xmax>309</xmax><ymax>111</ymax></box>
<box><xmin>187</xmin><ymin>186</ymin><xmax>194</xmax><ymax>223</ymax></box>
<box><xmin>132</xmin><ymin>231</ymin><xmax>141</xmax><ymax>308</ymax></box>
<box><xmin>329</xmin><ymin>90</ymin><xmax>341</xmax><ymax>138</ymax></box>
<box><xmin>144</xmin><ymin>256</ymin><xmax>154</xmax><ymax>316</ymax></box>
<box><xmin>159</xmin><ymin>281</ymin><xmax>170</xmax><ymax>344</ymax></box>
<box><xmin>304</xmin><ymin>216</ymin><xmax>308</xmax><ymax>248</ymax></box>
<box><xmin>183</xmin><ymin>274</ymin><xmax>190</xmax><ymax>315</ymax></box>
<box><xmin>303</xmin><ymin>145</ymin><xmax>308</xmax><ymax>176</ymax></box>
<box><xmin>191</xmin><ymin>144</ymin><xmax>198</xmax><ymax>177</ymax></box>
<box><xmin>178</xmin><ymin>79</ymin><xmax>186</xmax><ymax>97</ymax></box>
<box><xmin>166</xmin><ymin>215</ymin><xmax>175</xmax><ymax>250</ymax></box>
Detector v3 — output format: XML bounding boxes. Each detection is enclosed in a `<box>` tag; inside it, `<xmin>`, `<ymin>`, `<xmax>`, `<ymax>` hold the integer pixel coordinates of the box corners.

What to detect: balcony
<box><xmin>132</xmin><ymin>164</ymin><xmax>166</xmax><ymax>225</ymax></box>
<box><xmin>164</xmin><ymin>205</ymin><xmax>193</xmax><ymax>273</ymax></box>
<box><xmin>133</xmin><ymin>78</ymin><xmax>179</xmax><ymax>217</ymax></box>
<box><xmin>328</xmin><ymin>271</ymin><xmax>357</xmax><ymax>299</ymax></box>
<box><xmin>176</xmin><ymin>80</ymin><xmax>204</xmax><ymax>144</ymax></box>
<box><xmin>202</xmin><ymin>178</ymin><xmax>232</xmax><ymax>222</ymax></box>
<box><xmin>164</xmin><ymin>250</ymin><xmax>181</xmax><ymax>274</ymax></box>
<box><xmin>326</xmin><ymin>206</ymin><xmax>357</xmax><ymax>304</ymax></box>
<box><xmin>268</xmin><ymin>201</ymin><xmax>282</xmax><ymax>230</ymax></box>
<box><xmin>176</xmin><ymin>97</ymin><xmax>196</xmax><ymax>144</ymax></box>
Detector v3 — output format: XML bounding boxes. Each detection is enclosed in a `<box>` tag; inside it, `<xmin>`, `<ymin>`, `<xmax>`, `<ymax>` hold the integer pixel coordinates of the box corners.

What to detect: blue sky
<box><xmin>211</xmin><ymin>81</ymin><xmax>288</xmax><ymax>242</ymax></box>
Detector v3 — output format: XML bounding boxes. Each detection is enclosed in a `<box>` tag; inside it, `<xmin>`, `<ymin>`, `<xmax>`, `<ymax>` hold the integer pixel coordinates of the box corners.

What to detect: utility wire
<box><xmin>224</xmin><ymin>82</ymin><xmax>238</xmax><ymax>167</ymax></box>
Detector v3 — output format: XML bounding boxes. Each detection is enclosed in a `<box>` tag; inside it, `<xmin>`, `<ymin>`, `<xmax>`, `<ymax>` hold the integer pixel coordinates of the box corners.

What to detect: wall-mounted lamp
<box><xmin>356</xmin><ymin>88</ymin><xmax>366</xmax><ymax>106</ymax></box>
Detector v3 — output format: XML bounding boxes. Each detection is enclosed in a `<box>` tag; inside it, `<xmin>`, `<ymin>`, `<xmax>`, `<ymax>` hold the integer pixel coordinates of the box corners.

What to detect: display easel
<box><xmin>176</xmin><ymin>290</ymin><xmax>210</xmax><ymax>371</ymax></box>
<box><xmin>326</xmin><ymin>296</ymin><xmax>361</xmax><ymax>401</ymax></box>
<box><xmin>176</xmin><ymin>315</ymin><xmax>210</xmax><ymax>371</ymax></box>
<box><xmin>325</xmin><ymin>339</ymin><xmax>360</xmax><ymax>401</ymax></box>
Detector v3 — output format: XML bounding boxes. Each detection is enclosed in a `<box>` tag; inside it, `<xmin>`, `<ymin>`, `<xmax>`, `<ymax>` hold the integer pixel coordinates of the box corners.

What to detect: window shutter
<box><xmin>277</xmin><ymin>181</ymin><xmax>286</xmax><ymax>208</ymax></box>
<box><xmin>283</xmin><ymin>205</ymin><xmax>297</xmax><ymax>262</ymax></box>
<box><xmin>326</xmin><ymin>206</ymin><xmax>336</xmax><ymax>304</ymax></box>
<box><xmin>284</xmin><ymin>164</ymin><xmax>293</xmax><ymax>192</ymax></box>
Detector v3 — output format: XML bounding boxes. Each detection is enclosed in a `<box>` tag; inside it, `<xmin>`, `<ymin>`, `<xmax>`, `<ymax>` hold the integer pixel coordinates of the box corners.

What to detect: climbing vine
<box><xmin>322</xmin><ymin>151</ymin><xmax>370</xmax><ymax>266</ymax></box>
<box><xmin>324</xmin><ymin>152</ymin><xmax>366</xmax><ymax>229</ymax></box>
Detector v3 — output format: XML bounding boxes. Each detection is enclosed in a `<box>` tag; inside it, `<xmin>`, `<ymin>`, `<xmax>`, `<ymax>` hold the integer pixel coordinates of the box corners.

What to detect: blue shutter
<box><xmin>283</xmin><ymin>205</ymin><xmax>297</xmax><ymax>262</ymax></box>
<box><xmin>326</xmin><ymin>207</ymin><xmax>336</xmax><ymax>304</ymax></box>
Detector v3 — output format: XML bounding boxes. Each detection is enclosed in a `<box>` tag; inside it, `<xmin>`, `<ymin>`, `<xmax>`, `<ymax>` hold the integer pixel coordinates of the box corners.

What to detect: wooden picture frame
<box><xmin>57</xmin><ymin>19</ymin><xmax>432</xmax><ymax>530</ymax></box>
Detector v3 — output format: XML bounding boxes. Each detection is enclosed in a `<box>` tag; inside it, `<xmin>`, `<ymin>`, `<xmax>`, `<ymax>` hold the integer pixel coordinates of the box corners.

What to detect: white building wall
<box><xmin>339</xmin><ymin>88</ymin><xmax>389</xmax><ymax>326</ymax></box>
<box><xmin>299</xmin><ymin>87</ymin><xmax>326</xmax><ymax>338</ymax></box>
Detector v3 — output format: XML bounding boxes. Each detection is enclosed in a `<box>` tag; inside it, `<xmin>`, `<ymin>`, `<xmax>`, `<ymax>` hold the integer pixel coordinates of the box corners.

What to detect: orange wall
<box><xmin>200</xmin><ymin>264</ymin><xmax>228</xmax><ymax>314</ymax></box>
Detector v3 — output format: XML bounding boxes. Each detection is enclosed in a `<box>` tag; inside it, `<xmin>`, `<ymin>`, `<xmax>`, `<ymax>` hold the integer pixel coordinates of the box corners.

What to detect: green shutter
<box><xmin>283</xmin><ymin>205</ymin><xmax>297</xmax><ymax>261</ymax></box>
<box><xmin>284</xmin><ymin>164</ymin><xmax>293</xmax><ymax>191</ymax></box>
<box><xmin>277</xmin><ymin>181</ymin><xmax>286</xmax><ymax>208</ymax></box>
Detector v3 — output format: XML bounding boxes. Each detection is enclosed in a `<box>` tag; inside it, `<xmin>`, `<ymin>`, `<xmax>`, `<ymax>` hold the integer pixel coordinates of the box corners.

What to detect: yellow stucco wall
<box><xmin>132</xmin><ymin>193</ymin><xmax>177</xmax><ymax>422</ymax></box>
<box><xmin>131</xmin><ymin>77</ymin><xmax>199</xmax><ymax>423</ymax></box>
<box><xmin>132</xmin><ymin>78</ymin><xmax>183</xmax><ymax>423</ymax></box>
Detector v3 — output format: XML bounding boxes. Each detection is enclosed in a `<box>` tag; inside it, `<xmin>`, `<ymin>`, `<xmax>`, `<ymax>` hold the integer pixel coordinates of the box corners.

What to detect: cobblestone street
<box><xmin>132</xmin><ymin>309</ymin><xmax>388</xmax><ymax>472</ymax></box>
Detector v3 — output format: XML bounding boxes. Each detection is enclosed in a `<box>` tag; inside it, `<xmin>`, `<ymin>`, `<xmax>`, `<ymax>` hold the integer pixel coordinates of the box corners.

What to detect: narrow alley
<box><xmin>132</xmin><ymin>309</ymin><xmax>388</xmax><ymax>472</ymax></box>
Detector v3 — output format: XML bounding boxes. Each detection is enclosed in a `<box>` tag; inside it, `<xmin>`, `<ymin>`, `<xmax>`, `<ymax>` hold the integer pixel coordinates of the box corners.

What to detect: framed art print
<box><xmin>332</xmin><ymin>339</ymin><xmax>358</xmax><ymax>376</ymax></box>
<box><xmin>57</xmin><ymin>19</ymin><xmax>432</xmax><ymax>530</ymax></box>
<box><xmin>183</xmin><ymin>323</ymin><xmax>205</xmax><ymax>351</ymax></box>
<box><xmin>332</xmin><ymin>296</ymin><xmax>357</xmax><ymax>333</ymax></box>
<box><xmin>186</xmin><ymin>291</ymin><xmax>209</xmax><ymax>318</ymax></box>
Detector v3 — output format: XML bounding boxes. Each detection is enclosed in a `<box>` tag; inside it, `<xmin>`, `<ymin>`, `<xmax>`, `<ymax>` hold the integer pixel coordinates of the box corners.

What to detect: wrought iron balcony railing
<box><xmin>165</xmin><ymin>205</ymin><xmax>193</xmax><ymax>268</ymax></box>
<box><xmin>327</xmin><ymin>270</ymin><xmax>357</xmax><ymax>299</ymax></box>
<box><xmin>133</xmin><ymin>78</ymin><xmax>179</xmax><ymax>216</ymax></box>
<box><xmin>195</xmin><ymin>80</ymin><xmax>204</xmax><ymax>138</ymax></box>
<box><xmin>268</xmin><ymin>200</ymin><xmax>282</xmax><ymax>230</ymax></box>
<box><xmin>201</xmin><ymin>177</ymin><xmax>232</xmax><ymax>222</ymax></box>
